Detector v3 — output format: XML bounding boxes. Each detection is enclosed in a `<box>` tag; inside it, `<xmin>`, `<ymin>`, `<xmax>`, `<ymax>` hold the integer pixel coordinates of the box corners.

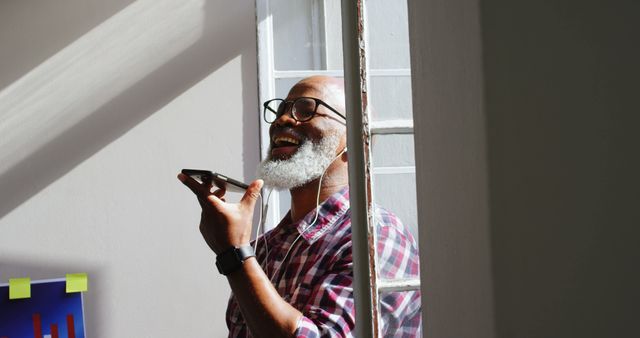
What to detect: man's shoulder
<box><xmin>373</xmin><ymin>206</ymin><xmax>420</xmax><ymax>279</ymax></box>
<box><xmin>373</xmin><ymin>206</ymin><xmax>401</xmax><ymax>225</ymax></box>
<box><xmin>337</xmin><ymin>204</ymin><xmax>413</xmax><ymax>238</ymax></box>
<box><xmin>374</xmin><ymin>206</ymin><xmax>419</xmax><ymax>250</ymax></box>
<box><xmin>374</xmin><ymin>206</ymin><xmax>409</xmax><ymax>233</ymax></box>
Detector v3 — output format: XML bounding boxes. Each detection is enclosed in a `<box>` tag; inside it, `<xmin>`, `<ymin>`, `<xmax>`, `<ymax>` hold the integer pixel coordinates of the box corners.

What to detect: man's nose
<box><xmin>272</xmin><ymin>107</ymin><xmax>298</xmax><ymax>127</ymax></box>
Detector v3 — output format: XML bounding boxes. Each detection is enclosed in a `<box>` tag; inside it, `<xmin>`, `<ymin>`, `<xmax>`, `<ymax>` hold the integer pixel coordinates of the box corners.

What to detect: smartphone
<box><xmin>181</xmin><ymin>169</ymin><xmax>249</xmax><ymax>193</ymax></box>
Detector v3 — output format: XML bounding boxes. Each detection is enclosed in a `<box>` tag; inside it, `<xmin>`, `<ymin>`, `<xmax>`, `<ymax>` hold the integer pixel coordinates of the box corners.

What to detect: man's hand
<box><xmin>178</xmin><ymin>173</ymin><xmax>263</xmax><ymax>255</ymax></box>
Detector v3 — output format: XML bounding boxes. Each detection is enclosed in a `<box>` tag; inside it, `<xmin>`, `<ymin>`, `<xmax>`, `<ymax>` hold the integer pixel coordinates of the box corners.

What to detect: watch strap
<box><xmin>215</xmin><ymin>245</ymin><xmax>255</xmax><ymax>275</ymax></box>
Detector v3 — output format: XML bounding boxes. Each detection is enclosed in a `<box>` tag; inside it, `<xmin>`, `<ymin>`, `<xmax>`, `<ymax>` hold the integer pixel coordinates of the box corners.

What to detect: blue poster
<box><xmin>0</xmin><ymin>279</ymin><xmax>86</xmax><ymax>338</ymax></box>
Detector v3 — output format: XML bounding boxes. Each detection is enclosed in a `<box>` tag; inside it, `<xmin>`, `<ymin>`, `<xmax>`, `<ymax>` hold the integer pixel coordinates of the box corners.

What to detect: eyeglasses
<box><xmin>263</xmin><ymin>97</ymin><xmax>346</xmax><ymax>124</ymax></box>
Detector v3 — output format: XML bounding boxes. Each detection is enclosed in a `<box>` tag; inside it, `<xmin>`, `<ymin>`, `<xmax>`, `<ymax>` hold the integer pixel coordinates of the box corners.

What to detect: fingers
<box><xmin>240</xmin><ymin>179</ymin><xmax>264</xmax><ymax>210</ymax></box>
<box><xmin>212</xmin><ymin>188</ymin><xmax>226</xmax><ymax>199</ymax></box>
<box><xmin>178</xmin><ymin>173</ymin><xmax>209</xmax><ymax>196</ymax></box>
<box><xmin>178</xmin><ymin>173</ymin><xmax>225</xmax><ymax>207</ymax></box>
<box><xmin>206</xmin><ymin>193</ymin><xmax>225</xmax><ymax>207</ymax></box>
<box><xmin>212</xmin><ymin>191</ymin><xmax>226</xmax><ymax>203</ymax></box>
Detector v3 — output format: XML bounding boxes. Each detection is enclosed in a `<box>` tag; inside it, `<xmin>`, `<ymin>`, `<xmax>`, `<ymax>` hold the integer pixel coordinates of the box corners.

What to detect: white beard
<box><xmin>256</xmin><ymin>132</ymin><xmax>341</xmax><ymax>190</ymax></box>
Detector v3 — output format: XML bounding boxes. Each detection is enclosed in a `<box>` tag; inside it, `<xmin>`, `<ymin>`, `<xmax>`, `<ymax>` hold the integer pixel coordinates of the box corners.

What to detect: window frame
<box><xmin>256</xmin><ymin>1</ymin><xmax>421</xmax><ymax>336</ymax></box>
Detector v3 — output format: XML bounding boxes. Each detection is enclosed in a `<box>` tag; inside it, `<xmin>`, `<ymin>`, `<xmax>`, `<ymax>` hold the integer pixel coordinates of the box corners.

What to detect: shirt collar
<box><xmin>294</xmin><ymin>186</ymin><xmax>350</xmax><ymax>244</ymax></box>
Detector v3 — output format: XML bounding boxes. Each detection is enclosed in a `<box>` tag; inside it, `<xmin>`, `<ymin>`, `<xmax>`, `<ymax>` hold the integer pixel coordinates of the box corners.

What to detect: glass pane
<box><xmin>372</xmin><ymin>134</ymin><xmax>415</xmax><ymax>167</ymax></box>
<box><xmin>379</xmin><ymin>290</ymin><xmax>422</xmax><ymax>337</ymax></box>
<box><xmin>270</xmin><ymin>0</ymin><xmax>323</xmax><ymax>70</ymax></box>
<box><xmin>270</xmin><ymin>0</ymin><xmax>344</xmax><ymax>71</ymax></box>
<box><xmin>367</xmin><ymin>0</ymin><xmax>413</xmax><ymax>122</ymax></box>
<box><xmin>369</xmin><ymin>75</ymin><xmax>413</xmax><ymax>121</ymax></box>
<box><xmin>366</xmin><ymin>0</ymin><xmax>411</xmax><ymax>69</ymax></box>
<box><xmin>372</xmin><ymin>172</ymin><xmax>418</xmax><ymax>241</ymax></box>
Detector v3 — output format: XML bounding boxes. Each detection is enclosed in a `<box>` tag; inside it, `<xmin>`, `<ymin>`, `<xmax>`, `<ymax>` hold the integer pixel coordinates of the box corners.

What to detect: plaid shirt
<box><xmin>226</xmin><ymin>187</ymin><xmax>421</xmax><ymax>337</ymax></box>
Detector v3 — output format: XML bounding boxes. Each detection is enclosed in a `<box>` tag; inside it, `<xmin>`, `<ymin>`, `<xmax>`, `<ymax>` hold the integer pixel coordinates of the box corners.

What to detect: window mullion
<box><xmin>273</xmin><ymin>69</ymin><xmax>411</xmax><ymax>79</ymax></box>
<box><xmin>310</xmin><ymin>0</ymin><xmax>326</xmax><ymax>69</ymax></box>
<box><xmin>370</xmin><ymin>119</ymin><xmax>414</xmax><ymax>134</ymax></box>
<box><xmin>371</xmin><ymin>166</ymin><xmax>415</xmax><ymax>175</ymax></box>
<box><xmin>377</xmin><ymin>278</ymin><xmax>421</xmax><ymax>293</ymax></box>
<box><xmin>341</xmin><ymin>1</ymin><xmax>380</xmax><ymax>337</ymax></box>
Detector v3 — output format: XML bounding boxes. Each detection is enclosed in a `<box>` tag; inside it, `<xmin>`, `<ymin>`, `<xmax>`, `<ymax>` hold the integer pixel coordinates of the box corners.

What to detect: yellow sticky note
<box><xmin>9</xmin><ymin>277</ymin><xmax>31</xmax><ymax>299</ymax></box>
<box><xmin>66</xmin><ymin>273</ymin><xmax>88</xmax><ymax>293</ymax></box>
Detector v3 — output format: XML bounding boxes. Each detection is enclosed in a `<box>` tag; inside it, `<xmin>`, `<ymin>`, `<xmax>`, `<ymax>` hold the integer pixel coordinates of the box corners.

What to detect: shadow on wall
<box><xmin>0</xmin><ymin>258</ymin><xmax>106</xmax><ymax>334</ymax></box>
<box><xmin>0</xmin><ymin>0</ymin><xmax>136</xmax><ymax>92</ymax></box>
<box><xmin>0</xmin><ymin>0</ymin><xmax>260</xmax><ymax>220</ymax></box>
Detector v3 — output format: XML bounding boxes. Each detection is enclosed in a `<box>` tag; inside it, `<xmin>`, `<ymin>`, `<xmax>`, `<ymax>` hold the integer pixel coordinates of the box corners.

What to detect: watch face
<box><xmin>216</xmin><ymin>248</ymin><xmax>244</xmax><ymax>275</ymax></box>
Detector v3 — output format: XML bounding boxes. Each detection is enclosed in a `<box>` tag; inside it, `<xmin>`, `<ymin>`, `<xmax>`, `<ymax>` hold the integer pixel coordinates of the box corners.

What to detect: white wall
<box><xmin>409</xmin><ymin>0</ymin><xmax>640</xmax><ymax>337</ymax></box>
<box><xmin>408</xmin><ymin>1</ymin><xmax>495</xmax><ymax>337</ymax></box>
<box><xmin>0</xmin><ymin>1</ymin><xmax>259</xmax><ymax>337</ymax></box>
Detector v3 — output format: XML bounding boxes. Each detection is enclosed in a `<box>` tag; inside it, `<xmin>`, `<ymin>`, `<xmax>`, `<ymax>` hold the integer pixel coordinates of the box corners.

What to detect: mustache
<box><xmin>270</xmin><ymin>126</ymin><xmax>306</xmax><ymax>141</ymax></box>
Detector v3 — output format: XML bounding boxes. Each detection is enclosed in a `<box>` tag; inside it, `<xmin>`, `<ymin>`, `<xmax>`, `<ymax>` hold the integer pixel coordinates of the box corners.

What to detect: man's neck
<box><xmin>289</xmin><ymin>165</ymin><xmax>348</xmax><ymax>223</ymax></box>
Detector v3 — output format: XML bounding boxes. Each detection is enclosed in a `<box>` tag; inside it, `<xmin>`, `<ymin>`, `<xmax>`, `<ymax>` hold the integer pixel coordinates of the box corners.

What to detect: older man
<box><xmin>178</xmin><ymin>76</ymin><xmax>420</xmax><ymax>337</ymax></box>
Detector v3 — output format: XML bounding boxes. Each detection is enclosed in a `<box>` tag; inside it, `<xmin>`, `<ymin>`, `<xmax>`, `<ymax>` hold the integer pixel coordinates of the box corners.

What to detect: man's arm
<box><xmin>293</xmin><ymin>252</ymin><xmax>355</xmax><ymax>337</ymax></box>
<box><xmin>233</xmin><ymin>245</ymin><xmax>355</xmax><ymax>338</ymax></box>
<box><xmin>179</xmin><ymin>173</ymin><xmax>357</xmax><ymax>337</ymax></box>
<box><xmin>178</xmin><ymin>174</ymin><xmax>302</xmax><ymax>337</ymax></box>
<box><xmin>227</xmin><ymin>257</ymin><xmax>302</xmax><ymax>337</ymax></box>
<box><xmin>226</xmin><ymin>250</ymin><xmax>356</xmax><ymax>338</ymax></box>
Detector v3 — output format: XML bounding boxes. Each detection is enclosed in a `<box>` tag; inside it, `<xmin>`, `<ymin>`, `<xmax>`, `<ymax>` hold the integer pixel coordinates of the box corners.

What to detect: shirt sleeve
<box><xmin>293</xmin><ymin>246</ymin><xmax>355</xmax><ymax>338</ymax></box>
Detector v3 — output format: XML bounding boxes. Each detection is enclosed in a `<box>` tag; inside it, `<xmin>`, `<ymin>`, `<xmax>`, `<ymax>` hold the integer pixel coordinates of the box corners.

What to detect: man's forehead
<box><xmin>286</xmin><ymin>82</ymin><xmax>323</xmax><ymax>99</ymax></box>
<box><xmin>286</xmin><ymin>77</ymin><xmax>346</xmax><ymax>110</ymax></box>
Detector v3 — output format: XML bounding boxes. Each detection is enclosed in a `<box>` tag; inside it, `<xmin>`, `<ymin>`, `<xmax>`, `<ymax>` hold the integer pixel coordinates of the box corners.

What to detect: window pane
<box><xmin>372</xmin><ymin>134</ymin><xmax>415</xmax><ymax>167</ymax></box>
<box><xmin>369</xmin><ymin>75</ymin><xmax>413</xmax><ymax>121</ymax></box>
<box><xmin>270</xmin><ymin>1</ymin><xmax>321</xmax><ymax>71</ymax></box>
<box><xmin>373</xmin><ymin>172</ymin><xmax>418</xmax><ymax>240</ymax></box>
<box><xmin>366</xmin><ymin>0</ymin><xmax>411</xmax><ymax>69</ymax></box>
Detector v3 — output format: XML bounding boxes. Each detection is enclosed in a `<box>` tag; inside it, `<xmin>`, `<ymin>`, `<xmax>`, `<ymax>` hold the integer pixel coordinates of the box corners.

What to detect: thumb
<box><xmin>240</xmin><ymin>179</ymin><xmax>264</xmax><ymax>210</ymax></box>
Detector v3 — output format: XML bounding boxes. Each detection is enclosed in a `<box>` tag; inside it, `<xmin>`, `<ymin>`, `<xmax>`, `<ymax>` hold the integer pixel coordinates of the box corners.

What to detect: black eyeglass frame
<box><xmin>263</xmin><ymin>97</ymin><xmax>347</xmax><ymax>124</ymax></box>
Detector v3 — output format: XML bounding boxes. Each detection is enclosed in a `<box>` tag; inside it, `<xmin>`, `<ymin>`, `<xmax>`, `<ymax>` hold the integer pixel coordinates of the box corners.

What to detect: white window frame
<box><xmin>256</xmin><ymin>1</ymin><xmax>421</xmax><ymax>336</ymax></box>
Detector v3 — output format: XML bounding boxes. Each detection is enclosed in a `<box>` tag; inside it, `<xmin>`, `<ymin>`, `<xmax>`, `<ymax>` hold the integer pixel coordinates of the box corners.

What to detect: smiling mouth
<box><xmin>271</xmin><ymin>136</ymin><xmax>302</xmax><ymax>157</ymax></box>
<box><xmin>273</xmin><ymin>136</ymin><xmax>300</xmax><ymax>147</ymax></box>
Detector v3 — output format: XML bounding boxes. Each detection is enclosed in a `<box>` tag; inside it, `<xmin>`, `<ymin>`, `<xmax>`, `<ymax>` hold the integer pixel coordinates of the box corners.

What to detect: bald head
<box><xmin>287</xmin><ymin>76</ymin><xmax>346</xmax><ymax>118</ymax></box>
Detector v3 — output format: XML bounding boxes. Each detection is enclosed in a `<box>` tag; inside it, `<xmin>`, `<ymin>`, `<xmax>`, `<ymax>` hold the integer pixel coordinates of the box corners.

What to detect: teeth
<box><xmin>274</xmin><ymin>137</ymin><xmax>299</xmax><ymax>145</ymax></box>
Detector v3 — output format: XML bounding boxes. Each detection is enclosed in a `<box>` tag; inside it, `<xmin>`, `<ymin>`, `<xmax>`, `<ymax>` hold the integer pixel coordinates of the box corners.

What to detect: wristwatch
<box><xmin>215</xmin><ymin>245</ymin><xmax>255</xmax><ymax>275</ymax></box>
